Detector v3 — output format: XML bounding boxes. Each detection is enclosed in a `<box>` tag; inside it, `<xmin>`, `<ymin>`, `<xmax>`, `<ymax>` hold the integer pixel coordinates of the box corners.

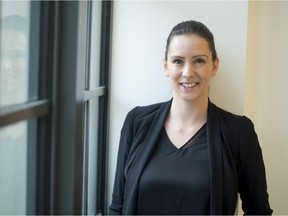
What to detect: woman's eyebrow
<box><xmin>169</xmin><ymin>55</ymin><xmax>185</xmax><ymax>59</ymax></box>
<box><xmin>169</xmin><ymin>54</ymin><xmax>209</xmax><ymax>59</ymax></box>
<box><xmin>192</xmin><ymin>55</ymin><xmax>209</xmax><ymax>59</ymax></box>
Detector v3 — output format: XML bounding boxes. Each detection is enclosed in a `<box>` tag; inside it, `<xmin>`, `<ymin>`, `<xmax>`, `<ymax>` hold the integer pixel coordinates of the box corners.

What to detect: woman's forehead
<box><xmin>168</xmin><ymin>34</ymin><xmax>211</xmax><ymax>56</ymax></box>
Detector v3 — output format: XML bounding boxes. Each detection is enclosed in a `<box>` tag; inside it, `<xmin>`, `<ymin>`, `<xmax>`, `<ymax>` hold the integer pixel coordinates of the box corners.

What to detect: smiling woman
<box><xmin>109</xmin><ymin>20</ymin><xmax>272</xmax><ymax>215</ymax></box>
<box><xmin>163</xmin><ymin>34</ymin><xmax>219</xmax><ymax>105</ymax></box>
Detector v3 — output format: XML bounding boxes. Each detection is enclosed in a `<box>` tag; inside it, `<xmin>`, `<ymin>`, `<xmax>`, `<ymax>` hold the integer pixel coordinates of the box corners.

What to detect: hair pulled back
<box><xmin>165</xmin><ymin>20</ymin><xmax>217</xmax><ymax>61</ymax></box>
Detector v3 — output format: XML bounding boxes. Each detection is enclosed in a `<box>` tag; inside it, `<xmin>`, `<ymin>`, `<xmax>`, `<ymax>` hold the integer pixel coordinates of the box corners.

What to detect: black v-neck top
<box><xmin>137</xmin><ymin>123</ymin><xmax>210</xmax><ymax>215</ymax></box>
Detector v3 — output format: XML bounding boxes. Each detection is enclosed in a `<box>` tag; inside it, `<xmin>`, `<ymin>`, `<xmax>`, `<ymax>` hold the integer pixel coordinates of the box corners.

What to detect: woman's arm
<box><xmin>109</xmin><ymin>108</ymin><xmax>137</xmax><ymax>215</ymax></box>
<box><xmin>238</xmin><ymin>117</ymin><xmax>273</xmax><ymax>215</ymax></box>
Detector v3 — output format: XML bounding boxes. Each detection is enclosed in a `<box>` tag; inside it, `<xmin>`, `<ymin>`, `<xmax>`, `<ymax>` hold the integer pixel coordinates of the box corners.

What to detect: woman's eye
<box><xmin>194</xmin><ymin>58</ymin><xmax>205</xmax><ymax>64</ymax></box>
<box><xmin>173</xmin><ymin>59</ymin><xmax>183</xmax><ymax>64</ymax></box>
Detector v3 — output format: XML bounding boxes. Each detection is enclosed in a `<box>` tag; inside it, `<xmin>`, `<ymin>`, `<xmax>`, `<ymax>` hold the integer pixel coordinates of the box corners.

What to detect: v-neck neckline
<box><xmin>163</xmin><ymin>123</ymin><xmax>207</xmax><ymax>150</ymax></box>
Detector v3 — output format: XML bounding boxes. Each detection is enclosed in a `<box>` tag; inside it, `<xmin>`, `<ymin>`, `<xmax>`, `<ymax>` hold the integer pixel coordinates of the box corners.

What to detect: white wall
<box><xmin>108</xmin><ymin>0</ymin><xmax>249</xmax><ymax>209</ymax></box>
<box><xmin>245</xmin><ymin>1</ymin><xmax>288</xmax><ymax>214</ymax></box>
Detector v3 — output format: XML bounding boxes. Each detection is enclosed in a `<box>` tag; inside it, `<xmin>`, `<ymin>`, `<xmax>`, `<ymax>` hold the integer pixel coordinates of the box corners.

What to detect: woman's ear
<box><xmin>211</xmin><ymin>57</ymin><xmax>220</xmax><ymax>76</ymax></box>
<box><xmin>163</xmin><ymin>58</ymin><xmax>169</xmax><ymax>77</ymax></box>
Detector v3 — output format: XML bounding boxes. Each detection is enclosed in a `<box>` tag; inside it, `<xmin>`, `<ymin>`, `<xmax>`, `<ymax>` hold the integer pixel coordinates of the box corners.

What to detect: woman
<box><xmin>109</xmin><ymin>20</ymin><xmax>272</xmax><ymax>215</ymax></box>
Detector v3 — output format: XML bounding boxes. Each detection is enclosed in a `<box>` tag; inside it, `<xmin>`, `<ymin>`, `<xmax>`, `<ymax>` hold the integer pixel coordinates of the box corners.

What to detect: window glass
<box><xmin>89</xmin><ymin>0</ymin><xmax>102</xmax><ymax>89</ymax></box>
<box><xmin>86</xmin><ymin>97</ymin><xmax>99</xmax><ymax>214</ymax></box>
<box><xmin>0</xmin><ymin>120</ymin><xmax>28</xmax><ymax>214</ymax></box>
<box><xmin>0</xmin><ymin>1</ymin><xmax>30</xmax><ymax>106</ymax></box>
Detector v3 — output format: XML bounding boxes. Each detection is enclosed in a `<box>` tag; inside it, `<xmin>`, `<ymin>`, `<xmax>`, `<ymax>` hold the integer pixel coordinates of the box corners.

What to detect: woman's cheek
<box><xmin>170</xmin><ymin>70</ymin><xmax>182</xmax><ymax>80</ymax></box>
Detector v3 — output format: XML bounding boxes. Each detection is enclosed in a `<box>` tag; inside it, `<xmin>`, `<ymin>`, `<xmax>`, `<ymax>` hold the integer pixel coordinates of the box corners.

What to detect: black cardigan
<box><xmin>109</xmin><ymin>99</ymin><xmax>272</xmax><ymax>215</ymax></box>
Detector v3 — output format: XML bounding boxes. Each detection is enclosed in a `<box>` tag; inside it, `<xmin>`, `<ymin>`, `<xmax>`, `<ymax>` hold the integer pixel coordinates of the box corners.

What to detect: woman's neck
<box><xmin>168</xmin><ymin>96</ymin><xmax>209</xmax><ymax>128</ymax></box>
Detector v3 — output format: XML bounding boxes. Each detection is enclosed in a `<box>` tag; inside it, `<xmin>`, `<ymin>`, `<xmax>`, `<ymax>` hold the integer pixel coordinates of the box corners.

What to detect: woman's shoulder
<box><xmin>209</xmin><ymin>101</ymin><xmax>254</xmax><ymax>129</ymax></box>
<box><xmin>122</xmin><ymin>100</ymin><xmax>171</xmax><ymax>139</ymax></box>
<box><xmin>209</xmin><ymin>101</ymin><xmax>258</xmax><ymax>153</ymax></box>
<box><xmin>128</xmin><ymin>100</ymin><xmax>171</xmax><ymax>120</ymax></box>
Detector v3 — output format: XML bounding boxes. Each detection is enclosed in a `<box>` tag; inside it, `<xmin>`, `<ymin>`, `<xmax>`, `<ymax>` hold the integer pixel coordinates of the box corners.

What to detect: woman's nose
<box><xmin>182</xmin><ymin>63</ymin><xmax>195</xmax><ymax>78</ymax></box>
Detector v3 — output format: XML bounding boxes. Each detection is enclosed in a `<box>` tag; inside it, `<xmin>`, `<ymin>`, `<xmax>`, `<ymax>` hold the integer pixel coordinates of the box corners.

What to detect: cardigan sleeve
<box><xmin>238</xmin><ymin>117</ymin><xmax>273</xmax><ymax>215</ymax></box>
<box><xmin>109</xmin><ymin>107</ymin><xmax>138</xmax><ymax>215</ymax></box>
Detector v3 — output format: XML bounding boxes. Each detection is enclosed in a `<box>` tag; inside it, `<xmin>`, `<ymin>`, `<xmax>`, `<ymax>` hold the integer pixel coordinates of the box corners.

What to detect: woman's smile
<box><xmin>180</xmin><ymin>82</ymin><xmax>199</xmax><ymax>88</ymax></box>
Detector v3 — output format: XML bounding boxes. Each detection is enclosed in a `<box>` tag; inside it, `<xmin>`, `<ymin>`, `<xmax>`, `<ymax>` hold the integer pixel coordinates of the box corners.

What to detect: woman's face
<box><xmin>164</xmin><ymin>34</ymin><xmax>219</xmax><ymax>103</ymax></box>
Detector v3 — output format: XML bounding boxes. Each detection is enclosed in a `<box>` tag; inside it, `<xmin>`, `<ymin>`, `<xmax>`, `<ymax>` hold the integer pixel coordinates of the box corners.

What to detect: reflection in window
<box><xmin>0</xmin><ymin>1</ymin><xmax>31</xmax><ymax>214</ymax></box>
<box><xmin>0</xmin><ymin>120</ymin><xmax>28</xmax><ymax>214</ymax></box>
<box><xmin>0</xmin><ymin>1</ymin><xmax>30</xmax><ymax>106</ymax></box>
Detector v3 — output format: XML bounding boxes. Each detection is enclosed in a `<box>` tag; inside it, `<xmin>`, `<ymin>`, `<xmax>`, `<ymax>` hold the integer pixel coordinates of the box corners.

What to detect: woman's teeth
<box><xmin>181</xmin><ymin>82</ymin><xmax>197</xmax><ymax>88</ymax></box>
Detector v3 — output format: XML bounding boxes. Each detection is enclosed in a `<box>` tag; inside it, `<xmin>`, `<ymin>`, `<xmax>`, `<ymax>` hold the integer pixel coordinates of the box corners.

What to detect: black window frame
<box><xmin>0</xmin><ymin>0</ymin><xmax>113</xmax><ymax>215</ymax></box>
<box><xmin>51</xmin><ymin>0</ymin><xmax>112</xmax><ymax>215</ymax></box>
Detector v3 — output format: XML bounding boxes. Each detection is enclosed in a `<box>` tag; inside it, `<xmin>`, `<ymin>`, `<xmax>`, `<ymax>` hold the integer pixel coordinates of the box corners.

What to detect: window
<box><xmin>0</xmin><ymin>0</ymin><xmax>112</xmax><ymax>215</ymax></box>
<box><xmin>0</xmin><ymin>1</ymin><xmax>49</xmax><ymax>214</ymax></box>
<box><xmin>82</xmin><ymin>1</ymin><xmax>111</xmax><ymax>214</ymax></box>
<box><xmin>0</xmin><ymin>2</ymin><xmax>31</xmax><ymax>211</ymax></box>
<box><xmin>50</xmin><ymin>1</ymin><xmax>112</xmax><ymax>214</ymax></box>
<box><xmin>0</xmin><ymin>120</ymin><xmax>30</xmax><ymax>214</ymax></box>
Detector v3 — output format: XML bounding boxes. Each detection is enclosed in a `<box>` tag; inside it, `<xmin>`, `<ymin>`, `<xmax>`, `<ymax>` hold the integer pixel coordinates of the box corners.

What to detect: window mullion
<box><xmin>0</xmin><ymin>100</ymin><xmax>50</xmax><ymax>127</ymax></box>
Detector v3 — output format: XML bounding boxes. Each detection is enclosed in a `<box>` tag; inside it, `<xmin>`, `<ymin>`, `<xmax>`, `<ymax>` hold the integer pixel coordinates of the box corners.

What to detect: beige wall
<box><xmin>244</xmin><ymin>1</ymin><xmax>288</xmax><ymax>215</ymax></box>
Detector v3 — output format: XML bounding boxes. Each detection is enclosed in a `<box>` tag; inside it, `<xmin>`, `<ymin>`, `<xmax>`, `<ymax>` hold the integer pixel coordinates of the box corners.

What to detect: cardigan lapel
<box><xmin>123</xmin><ymin>100</ymin><xmax>172</xmax><ymax>214</ymax></box>
<box><xmin>207</xmin><ymin>101</ymin><xmax>223</xmax><ymax>214</ymax></box>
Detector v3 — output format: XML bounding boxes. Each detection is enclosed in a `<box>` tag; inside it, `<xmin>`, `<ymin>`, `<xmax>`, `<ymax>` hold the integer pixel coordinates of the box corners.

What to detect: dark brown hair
<box><xmin>165</xmin><ymin>20</ymin><xmax>217</xmax><ymax>61</ymax></box>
